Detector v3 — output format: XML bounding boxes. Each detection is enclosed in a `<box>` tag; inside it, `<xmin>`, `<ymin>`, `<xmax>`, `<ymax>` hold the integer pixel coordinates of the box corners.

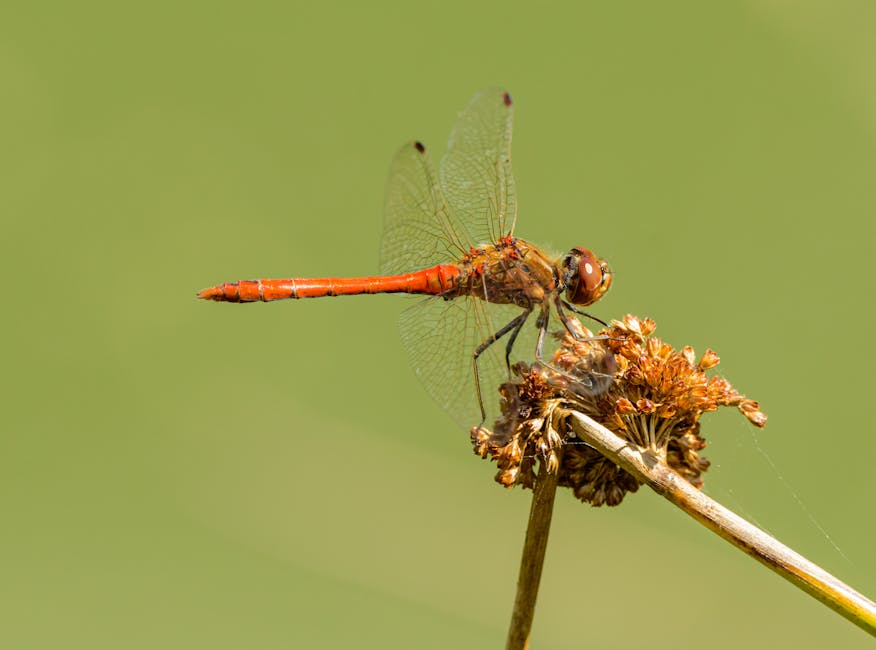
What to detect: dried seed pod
<box><xmin>472</xmin><ymin>314</ymin><xmax>766</xmax><ymax>506</ymax></box>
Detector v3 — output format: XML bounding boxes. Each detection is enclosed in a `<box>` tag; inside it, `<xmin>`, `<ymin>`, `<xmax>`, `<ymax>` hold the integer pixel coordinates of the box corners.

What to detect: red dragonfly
<box><xmin>199</xmin><ymin>89</ymin><xmax>612</xmax><ymax>427</ymax></box>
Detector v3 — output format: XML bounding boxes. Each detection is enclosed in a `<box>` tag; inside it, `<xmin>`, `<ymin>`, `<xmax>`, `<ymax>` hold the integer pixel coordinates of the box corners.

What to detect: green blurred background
<box><xmin>2</xmin><ymin>1</ymin><xmax>874</xmax><ymax>648</ymax></box>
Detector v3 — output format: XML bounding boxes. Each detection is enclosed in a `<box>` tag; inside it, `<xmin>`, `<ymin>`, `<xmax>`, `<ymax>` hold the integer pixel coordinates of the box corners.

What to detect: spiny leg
<box><xmin>503</xmin><ymin>309</ymin><xmax>532</xmax><ymax>374</ymax></box>
<box><xmin>559</xmin><ymin>299</ymin><xmax>608</xmax><ymax>327</ymax></box>
<box><xmin>556</xmin><ymin>297</ymin><xmax>623</xmax><ymax>344</ymax></box>
<box><xmin>539</xmin><ymin>300</ymin><xmax>615</xmax><ymax>395</ymax></box>
<box><xmin>533</xmin><ymin>304</ymin><xmax>598</xmax><ymax>394</ymax></box>
<box><xmin>472</xmin><ymin>308</ymin><xmax>532</xmax><ymax>428</ymax></box>
<box><xmin>534</xmin><ymin>305</ymin><xmax>551</xmax><ymax>363</ymax></box>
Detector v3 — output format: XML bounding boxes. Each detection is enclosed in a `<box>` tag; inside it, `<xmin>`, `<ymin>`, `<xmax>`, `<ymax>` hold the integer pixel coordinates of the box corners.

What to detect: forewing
<box><xmin>440</xmin><ymin>88</ymin><xmax>517</xmax><ymax>247</ymax></box>
<box><xmin>380</xmin><ymin>141</ymin><xmax>469</xmax><ymax>276</ymax></box>
<box><xmin>385</xmin><ymin>91</ymin><xmax>536</xmax><ymax>431</ymax></box>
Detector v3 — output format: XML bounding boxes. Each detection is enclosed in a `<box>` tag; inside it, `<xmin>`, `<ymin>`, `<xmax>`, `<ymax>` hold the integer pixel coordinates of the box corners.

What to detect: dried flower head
<box><xmin>471</xmin><ymin>314</ymin><xmax>766</xmax><ymax>506</ymax></box>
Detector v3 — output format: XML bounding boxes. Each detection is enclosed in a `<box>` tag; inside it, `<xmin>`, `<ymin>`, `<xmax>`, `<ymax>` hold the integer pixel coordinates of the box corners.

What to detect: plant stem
<box><xmin>506</xmin><ymin>453</ymin><xmax>563</xmax><ymax>650</ymax></box>
<box><xmin>566</xmin><ymin>410</ymin><xmax>876</xmax><ymax>637</ymax></box>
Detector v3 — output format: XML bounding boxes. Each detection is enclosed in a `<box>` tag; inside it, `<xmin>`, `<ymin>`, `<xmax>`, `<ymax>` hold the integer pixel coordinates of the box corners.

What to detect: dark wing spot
<box><xmin>502</xmin><ymin>91</ymin><xmax>512</xmax><ymax>107</ymax></box>
<box><xmin>414</xmin><ymin>141</ymin><xmax>425</xmax><ymax>153</ymax></box>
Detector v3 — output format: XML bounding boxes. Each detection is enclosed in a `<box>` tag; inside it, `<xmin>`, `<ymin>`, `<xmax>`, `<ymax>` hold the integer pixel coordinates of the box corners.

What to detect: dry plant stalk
<box><xmin>505</xmin><ymin>449</ymin><xmax>563</xmax><ymax>650</ymax></box>
<box><xmin>567</xmin><ymin>410</ymin><xmax>876</xmax><ymax>637</ymax></box>
<box><xmin>471</xmin><ymin>315</ymin><xmax>876</xmax><ymax>648</ymax></box>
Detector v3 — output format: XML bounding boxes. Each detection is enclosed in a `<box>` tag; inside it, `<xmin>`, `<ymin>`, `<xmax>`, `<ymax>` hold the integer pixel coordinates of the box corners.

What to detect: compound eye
<box><xmin>568</xmin><ymin>248</ymin><xmax>610</xmax><ymax>305</ymax></box>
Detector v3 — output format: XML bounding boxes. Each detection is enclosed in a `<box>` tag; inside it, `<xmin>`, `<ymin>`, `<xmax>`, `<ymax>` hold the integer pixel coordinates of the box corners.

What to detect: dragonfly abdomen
<box><xmin>198</xmin><ymin>264</ymin><xmax>461</xmax><ymax>302</ymax></box>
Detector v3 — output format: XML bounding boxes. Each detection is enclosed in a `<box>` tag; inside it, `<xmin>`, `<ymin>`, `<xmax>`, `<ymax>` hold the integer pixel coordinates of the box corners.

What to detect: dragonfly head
<box><xmin>560</xmin><ymin>248</ymin><xmax>612</xmax><ymax>306</ymax></box>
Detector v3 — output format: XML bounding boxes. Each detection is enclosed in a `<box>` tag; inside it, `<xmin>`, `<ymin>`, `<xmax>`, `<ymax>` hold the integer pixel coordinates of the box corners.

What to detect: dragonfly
<box><xmin>199</xmin><ymin>89</ymin><xmax>612</xmax><ymax>428</ymax></box>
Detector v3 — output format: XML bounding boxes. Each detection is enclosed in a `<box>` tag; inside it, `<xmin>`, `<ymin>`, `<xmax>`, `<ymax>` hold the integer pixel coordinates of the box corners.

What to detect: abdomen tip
<box><xmin>198</xmin><ymin>286</ymin><xmax>224</xmax><ymax>301</ymax></box>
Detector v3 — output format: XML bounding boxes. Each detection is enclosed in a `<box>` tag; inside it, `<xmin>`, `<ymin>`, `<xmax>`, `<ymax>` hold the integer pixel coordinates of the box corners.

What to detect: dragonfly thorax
<box><xmin>456</xmin><ymin>238</ymin><xmax>557</xmax><ymax>308</ymax></box>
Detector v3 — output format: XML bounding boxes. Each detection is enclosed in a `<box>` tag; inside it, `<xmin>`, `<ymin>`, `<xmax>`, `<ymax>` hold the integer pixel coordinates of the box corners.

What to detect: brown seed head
<box><xmin>471</xmin><ymin>314</ymin><xmax>767</xmax><ymax>506</ymax></box>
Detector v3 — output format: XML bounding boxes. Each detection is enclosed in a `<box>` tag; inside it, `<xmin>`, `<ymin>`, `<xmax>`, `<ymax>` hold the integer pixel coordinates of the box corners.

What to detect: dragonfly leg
<box><xmin>534</xmin><ymin>305</ymin><xmax>551</xmax><ymax>362</ymax></box>
<box><xmin>535</xmin><ymin>304</ymin><xmax>612</xmax><ymax>396</ymax></box>
<box><xmin>472</xmin><ymin>308</ymin><xmax>532</xmax><ymax>428</ymax></box>
<box><xmin>555</xmin><ymin>296</ymin><xmax>622</xmax><ymax>344</ymax></box>
<box><xmin>503</xmin><ymin>309</ymin><xmax>532</xmax><ymax>374</ymax></box>
<box><xmin>559</xmin><ymin>299</ymin><xmax>608</xmax><ymax>327</ymax></box>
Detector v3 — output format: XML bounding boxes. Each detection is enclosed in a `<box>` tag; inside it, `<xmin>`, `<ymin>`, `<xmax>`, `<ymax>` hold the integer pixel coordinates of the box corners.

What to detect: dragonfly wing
<box><xmin>380</xmin><ymin>141</ymin><xmax>470</xmax><ymax>276</ymax></box>
<box><xmin>440</xmin><ymin>88</ymin><xmax>517</xmax><ymax>247</ymax></box>
<box><xmin>398</xmin><ymin>293</ymin><xmax>554</xmax><ymax>431</ymax></box>
<box><xmin>386</xmin><ymin>90</ymin><xmax>535</xmax><ymax>432</ymax></box>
